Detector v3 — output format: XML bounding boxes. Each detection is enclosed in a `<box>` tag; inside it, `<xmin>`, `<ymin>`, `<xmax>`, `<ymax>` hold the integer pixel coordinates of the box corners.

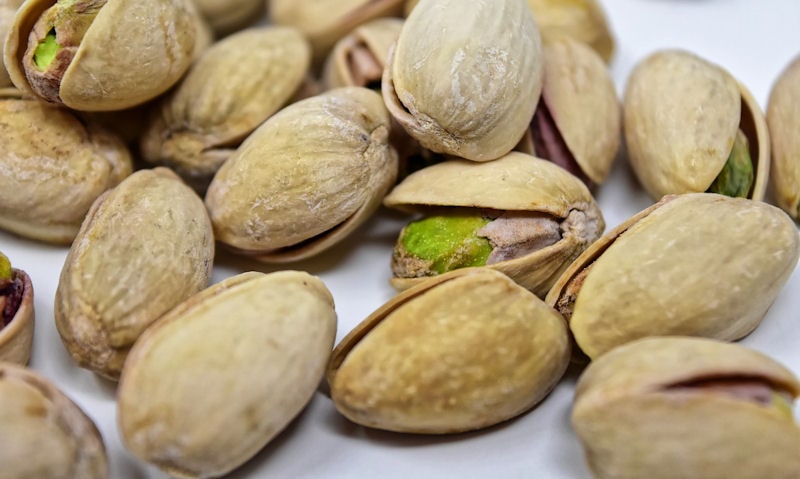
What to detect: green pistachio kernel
<box><xmin>771</xmin><ymin>391</ymin><xmax>795</xmax><ymax>420</ymax></box>
<box><xmin>400</xmin><ymin>213</ymin><xmax>493</xmax><ymax>274</ymax></box>
<box><xmin>707</xmin><ymin>129</ymin><xmax>754</xmax><ymax>198</ymax></box>
<box><xmin>0</xmin><ymin>252</ymin><xmax>11</xmax><ymax>283</ymax></box>
<box><xmin>34</xmin><ymin>29</ymin><xmax>59</xmax><ymax>70</ymax></box>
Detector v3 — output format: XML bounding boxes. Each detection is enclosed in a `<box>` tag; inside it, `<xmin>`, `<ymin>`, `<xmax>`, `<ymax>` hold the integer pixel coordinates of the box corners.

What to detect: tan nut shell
<box><xmin>0</xmin><ymin>362</ymin><xmax>108</xmax><ymax>478</ymax></box>
<box><xmin>545</xmin><ymin>193</ymin><xmax>800</xmax><ymax>359</ymax></box>
<box><xmin>624</xmin><ymin>50</ymin><xmax>769</xmax><ymax>200</ymax></box>
<box><xmin>4</xmin><ymin>0</ymin><xmax>199</xmax><ymax>111</ymax></box>
<box><xmin>767</xmin><ymin>53</ymin><xmax>800</xmax><ymax>220</ymax></box>
<box><xmin>205</xmin><ymin>87</ymin><xmax>398</xmax><ymax>263</ymax></box>
<box><xmin>383</xmin><ymin>152</ymin><xmax>605</xmax><ymax>297</ymax></box>
<box><xmin>572</xmin><ymin>336</ymin><xmax>800</xmax><ymax>479</ymax></box>
<box><xmin>383</xmin><ymin>0</ymin><xmax>543</xmax><ymax>162</ymax></box>
<box><xmin>327</xmin><ymin>268</ymin><xmax>570</xmax><ymax>434</ymax></box>
<box><xmin>0</xmin><ymin>0</ymin><xmax>23</xmax><ymax>88</ymax></box>
<box><xmin>322</xmin><ymin>17</ymin><xmax>403</xmax><ymax>89</ymax></box>
<box><xmin>118</xmin><ymin>271</ymin><xmax>337</xmax><ymax>478</ymax></box>
<box><xmin>192</xmin><ymin>0</ymin><xmax>262</xmax><ymax>35</ymax></box>
<box><xmin>0</xmin><ymin>268</ymin><xmax>33</xmax><ymax>365</ymax></box>
<box><xmin>55</xmin><ymin>168</ymin><xmax>214</xmax><ymax>380</ymax></box>
<box><xmin>0</xmin><ymin>94</ymin><xmax>132</xmax><ymax>244</ymax></box>
<box><xmin>140</xmin><ymin>26</ymin><xmax>311</xmax><ymax>192</ymax></box>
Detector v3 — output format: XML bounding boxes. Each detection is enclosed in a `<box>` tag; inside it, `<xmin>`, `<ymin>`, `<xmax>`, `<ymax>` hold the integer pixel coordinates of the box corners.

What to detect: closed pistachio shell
<box><xmin>328</xmin><ymin>268</ymin><xmax>570</xmax><ymax>434</ymax></box>
<box><xmin>118</xmin><ymin>271</ymin><xmax>337</xmax><ymax>478</ymax></box>
<box><xmin>0</xmin><ymin>267</ymin><xmax>33</xmax><ymax>365</ymax></box>
<box><xmin>546</xmin><ymin>193</ymin><xmax>800</xmax><ymax>359</ymax></box>
<box><xmin>0</xmin><ymin>0</ymin><xmax>24</xmax><ymax>87</ymax></box>
<box><xmin>191</xmin><ymin>0</ymin><xmax>263</xmax><ymax>35</ymax></box>
<box><xmin>767</xmin><ymin>53</ymin><xmax>800</xmax><ymax>220</ymax></box>
<box><xmin>572</xmin><ymin>336</ymin><xmax>800</xmax><ymax>479</ymax></box>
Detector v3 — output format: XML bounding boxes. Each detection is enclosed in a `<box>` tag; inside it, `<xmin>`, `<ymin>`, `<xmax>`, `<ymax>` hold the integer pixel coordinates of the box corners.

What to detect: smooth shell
<box><xmin>322</xmin><ymin>17</ymin><xmax>403</xmax><ymax>89</ymax></box>
<box><xmin>0</xmin><ymin>268</ymin><xmax>33</xmax><ymax>365</ymax></box>
<box><xmin>527</xmin><ymin>0</ymin><xmax>615</xmax><ymax>63</ymax></box>
<box><xmin>545</xmin><ymin>193</ymin><xmax>800</xmax><ymax>359</ymax></box>
<box><xmin>328</xmin><ymin>267</ymin><xmax>570</xmax><ymax>434</ymax></box>
<box><xmin>572</xmin><ymin>336</ymin><xmax>800</xmax><ymax>479</ymax></box>
<box><xmin>767</xmin><ymin>53</ymin><xmax>800</xmax><ymax>220</ymax></box>
<box><xmin>55</xmin><ymin>168</ymin><xmax>214</xmax><ymax>380</ymax></box>
<box><xmin>191</xmin><ymin>0</ymin><xmax>262</xmax><ymax>35</ymax></box>
<box><xmin>118</xmin><ymin>271</ymin><xmax>337</xmax><ymax>478</ymax></box>
<box><xmin>0</xmin><ymin>0</ymin><xmax>23</xmax><ymax>87</ymax></box>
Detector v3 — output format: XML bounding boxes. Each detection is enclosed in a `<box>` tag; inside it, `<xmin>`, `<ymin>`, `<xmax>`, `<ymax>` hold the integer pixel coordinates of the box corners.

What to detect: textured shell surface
<box><xmin>0</xmin><ymin>0</ymin><xmax>24</xmax><ymax>87</ymax></box>
<box><xmin>767</xmin><ymin>54</ymin><xmax>800</xmax><ymax>220</ymax></box>
<box><xmin>323</xmin><ymin>17</ymin><xmax>403</xmax><ymax>89</ymax></box>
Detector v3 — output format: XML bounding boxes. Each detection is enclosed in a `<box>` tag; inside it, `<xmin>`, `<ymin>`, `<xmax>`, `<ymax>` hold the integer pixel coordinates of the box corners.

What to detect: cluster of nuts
<box><xmin>0</xmin><ymin>0</ymin><xmax>799</xmax><ymax>477</ymax></box>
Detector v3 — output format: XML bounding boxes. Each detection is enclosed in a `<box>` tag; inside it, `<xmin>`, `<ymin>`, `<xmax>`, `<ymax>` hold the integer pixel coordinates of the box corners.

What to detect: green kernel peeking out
<box><xmin>0</xmin><ymin>252</ymin><xmax>11</xmax><ymax>283</ymax></box>
<box><xmin>771</xmin><ymin>391</ymin><xmax>795</xmax><ymax>420</ymax></box>
<box><xmin>707</xmin><ymin>129</ymin><xmax>754</xmax><ymax>198</ymax></box>
<box><xmin>398</xmin><ymin>213</ymin><xmax>493</xmax><ymax>275</ymax></box>
<box><xmin>34</xmin><ymin>29</ymin><xmax>60</xmax><ymax>70</ymax></box>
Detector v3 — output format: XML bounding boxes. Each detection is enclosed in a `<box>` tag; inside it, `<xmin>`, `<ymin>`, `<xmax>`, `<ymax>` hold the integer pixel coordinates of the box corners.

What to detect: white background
<box><xmin>2</xmin><ymin>1</ymin><xmax>799</xmax><ymax>477</ymax></box>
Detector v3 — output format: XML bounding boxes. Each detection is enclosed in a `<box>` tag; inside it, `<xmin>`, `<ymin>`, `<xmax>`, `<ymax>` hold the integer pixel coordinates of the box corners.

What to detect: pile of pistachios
<box><xmin>1</xmin><ymin>0</ymin><xmax>799</xmax><ymax>477</ymax></box>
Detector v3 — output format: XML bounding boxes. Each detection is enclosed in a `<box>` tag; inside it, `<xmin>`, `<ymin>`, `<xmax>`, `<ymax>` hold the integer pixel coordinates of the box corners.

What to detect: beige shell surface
<box><xmin>0</xmin><ymin>268</ymin><xmax>33</xmax><ymax>365</ymax></box>
<box><xmin>205</xmin><ymin>87</ymin><xmax>398</xmax><ymax>263</ymax></box>
<box><xmin>546</xmin><ymin>193</ymin><xmax>800</xmax><ymax>359</ymax></box>
<box><xmin>140</xmin><ymin>26</ymin><xmax>311</xmax><ymax>191</ymax></box>
<box><xmin>55</xmin><ymin>168</ymin><xmax>214</xmax><ymax>380</ymax></box>
<box><xmin>0</xmin><ymin>96</ymin><xmax>133</xmax><ymax>244</ymax></box>
<box><xmin>323</xmin><ymin>17</ymin><xmax>403</xmax><ymax>89</ymax></box>
<box><xmin>328</xmin><ymin>267</ymin><xmax>570</xmax><ymax>434</ymax></box>
<box><xmin>572</xmin><ymin>337</ymin><xmax>800</xmax><ymax>479</ymax></box>
<box><xmin>0</xmin><ymin>362</ymin><xmax>108</xmax><ymax>478</ymax></box>
<box><xmin>118</xmin><ymin>271</ymin><xmax>336</xmax><ymax>478</ymax></box>
<box><xmin>383</xmin><ymin>0</ymin><xmax>543</xmax><ymax>162</ymax></box>
<box><xmin>192</xmin><ymin>0</ymin><xmax>263</xmax><ymax>35</ymax></box>
<box><xmin>4</xmin><ymin>0</ymin><xmax>199</xmax><ymax>111</ymax></box>
<box><xmin>527</xmin><ymin>0</ymin><xmax>615</xmax><ymax>63</ymax></box>
<box><xmin>0</xmin><ymin>0</ymin><xmax>23</xmax><ymax>87</ymax></box>
<box><xmin>767</xmin><ymin>54</ymin><xmax>800</xmax><ymax>220</ymax></box>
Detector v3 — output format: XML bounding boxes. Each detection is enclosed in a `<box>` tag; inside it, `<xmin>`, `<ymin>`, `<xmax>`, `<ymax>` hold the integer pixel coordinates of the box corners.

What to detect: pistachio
<box><xmin>545</xmin><ymin>193</ymin><xmax>800</xmax><ymax>359</ymax></box>
<box><xmin>706</xmin><ymin>129</ymin><xmax>753</xmax><ymax>197</ymax></box>
<box><xmin>327</xmin><ymin>268</ymin><xmax>570</xmax><ymax>434</ymax></box>
<box><xmin>0</xmin><ymin>0</ymin><xmax>24</xmax><ymax>88</ymax></box>
<box><xmin>767</xmin><ymin>53</ymin><xmax>800</xmax><ymax>220</ymax></box>
<box><xmin>191</xmin><ymin>0</ymin><xmax>263</xmax><ymax>36</ymax></box>
<box><xmin>0</xmin><ymin>255</ymin><xmax>33</xmax><ymax>365</ymax></box>
<box><xmin>572</xmin><ymin>336</ymin><xmax>800</xmax><ymax>479</ymax></box>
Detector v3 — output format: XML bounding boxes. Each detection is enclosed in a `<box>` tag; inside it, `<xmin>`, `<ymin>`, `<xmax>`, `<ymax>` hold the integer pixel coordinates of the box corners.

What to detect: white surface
<box><xmin>3</xmin><ymin>1</ymin><xmax>800</xmax><ymax>477</ymax></box>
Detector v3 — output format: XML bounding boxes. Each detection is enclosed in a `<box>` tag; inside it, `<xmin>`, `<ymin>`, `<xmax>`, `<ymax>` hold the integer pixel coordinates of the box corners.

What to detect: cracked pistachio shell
<box><xmin>0</xmin><ymin>362</ymin><xmax>108</xmax><ymax>478</ymax></box>
<box><xmin>624</xmin><ymin>50</ymin><xmax>769</xmax><ymax>200</ymax></box>
<box><xmin>327</xmin><ymin>267</ymin><xmax>570</xmax><ymax>434</ymax></box>
<box><xmin>4</xmin><ymin>0</ymin><xmax>200</xmax><ymax>111</ymax></box>
<box><xmin>383</xmin><ymin>0</ymin><xmax>543</xmax><ymax>162</ymax></box>
<box><xmin>191</xmin><ymin>0</ymin><xmax>262</xmax><ymax>35</ymax></box>
<box><xmin>0</xmin><ymin>268</ymin><xmax>33</xmax><ymax>365</ymax></box>
<box><xmin>205</xmin><ymin>87</ymin><xmax>398</xmax><ymax>263</ymax></box>
<box><xmin>545</xmin><ymin>193</ymin><xmax>800</xmax><ymax>360</ymax></box>
<box><xmin>383</xmin><ymin>152</ymin><xmax>605</xmax><ymax>297</ymax></box>
<box><xmin>767</xmin><ymin>54</ymin><xmax>800</xmax><ymax>221</ymax></box>
<box><xmin>0</xmin><ymin>0</ymin><xmax>24</xmax><ymax>87</ymax></box>
<box><xmin>572</xmin><ymin>336</ymin><xmax>800</xmax><ymax>479</ymax></box>
<box><xmin>140</xmin><ymin>26</ymin><xmax>311</xmax><ymax>192</ymax></box>
<box><xmin>55</xmin><ymin>168</ymin><xmax>214</xmax><ymax>380</ymax></box>
<box><xmin>0</xmin><ymin>91</ymin><xmax>132</xmax><ymax>244</ymax></box>
<box><xmin>118</xmin><ymin>271</ymin><xmax>336</xmax><ymax>479</ymax></box>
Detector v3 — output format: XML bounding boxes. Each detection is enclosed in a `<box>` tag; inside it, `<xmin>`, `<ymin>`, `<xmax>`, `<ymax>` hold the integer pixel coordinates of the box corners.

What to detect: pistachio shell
<box><xmin>118</xmin><ymin>271</ymin><xmax>336</xmax><ymax>478</ymax></box>
<box><xmin>767</xmin><ymin>53</ymin><xmax>800</xmax><ymax>220</ymax></box>
<box><xmin>0</xmin><ymin>362</ymin><xmax>108</xmax><ymax>478</ymax></box>
<box><xmin>205</xmin><ymin>87</ymin><xmax>398</xmax><ymax>263</ymax></box>
<box><xmin>545</xmin><ymin>193</ymin><xmax>800</xmax><ymax>359</ymax></box>
<box><xmin>572</xmin><ymin>336</ymin><xmax>800</xmax><ymax>479</ymax></box>
<box><xmin>0</xmin><ymin>0</ymin><xmax>24</xmax><ymax>87</ymax></box>
<box><xmin>0</xmin><ymin>268</ymin><xmax>34</xmax><ymax>365</ymax></box>
<box><xmin>527</xmin><ymin>0</ymin><xmax>614</xmax><ymax>63</ymax></box>
<box><xmin>55</xmin><ymin>168</ymin><xmax>214</xmax><ymax>380</ymax></box>
<box><xmin>191</xmin><ymin>0</ymin><xmax>263</xmax><ymax>35</ymax></box>
<box><xmin>328</xmin><ymin>268</ymin><xmax>570</xmax><ymax>434</ymax></box>
<box><xmin>383</xmin><ymin>152</ymin><xmax>605</xmax><ymax>297</ymax></box>
<box><xmin>383</xmin><ymin>0</ymin><xmax>543</xmax><ymax>161</ymax></box>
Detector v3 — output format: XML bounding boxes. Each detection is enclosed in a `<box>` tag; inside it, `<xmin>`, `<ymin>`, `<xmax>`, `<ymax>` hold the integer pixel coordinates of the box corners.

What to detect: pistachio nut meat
<box><xmin>545</xmin><ymin>193</ymin><xmax>800</xmax><ymax>359</ymax></box>
<box><xmin>118</xmin><ymin>271</ymin><xmax>337</xmax><ymax>479</ymax></box>
<box><xmin>0</xmin><ymin>252</ymin><xmax>34</xmax><ymax>365</ymax></box>
<box><xmin>55</xmin><ymin>168</ymin><xmax>214</xmax><ymax>380</ymax></box>
<box><xmin>0</xmin><ymin>89</ymin><xmax>132</xmax><ymax>244</ymax></box>
<box><xmin>624</xmin><ymin>49</ymin><xmax>770</xmax><ymax>200</ymax></box>
<box><xmin>0</xmin><ymin>0</ymin><xmax>24</xmax><ymax>88</ymax></box>
<box><xmin>327</xmin><ymin>268</ymin><xmax>570</xmax><ymax>434</ymax></box>
<box><xmin>767</xmin><ymin>53</ymin><xmax>800</xmax><ymax>221</ymax></box>
<box><xmin>384</xmin><ymin>0</ymin><xmax>543</xmax><ymax>162</ymax></box>
<box><xmin>4</xmin><ymin>0</ymin><xmax>202</xmax><ymax>111</ymax></box>
<box><xmin>0</xmin><ymin>362</ymin><xmax>108</xmax><ymax>478</ymax></box>
<box><xmin>383</xmin><ymin>152</ymin><xmax>605</xmax><ymax>297</ymax></box>
<box><xmin>205</xmin><ymin>87</ymin><xmax>398</xmax><ymax>263</ymax></box>
<box><xmin>572</xmin><ymin>336</ymin><xmax>800</xmax><ymax>479</ymax></box>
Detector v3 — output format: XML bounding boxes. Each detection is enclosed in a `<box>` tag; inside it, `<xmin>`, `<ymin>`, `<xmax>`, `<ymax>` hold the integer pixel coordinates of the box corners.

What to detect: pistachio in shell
<box><xmin>767</xmin><ymin>53</ymin><xmax>800</xmax><ymax>221</ymax></box>
<box><xmin>118</xmin><ymin>271</ymin><xmax>336</xmax><ymax>478</ymax></box>
<box><xmin>327</xmin><ymin>267</ymin><xmax>570</xmax><ymax>434</ymax></box>
<box><xmin>0</xmin><ymin>0</ymin><xmax>24</xmax><ymax>88</ymax></box>
<box><xmin>0</xmin><ymin>252</ymin><xmax>34</xmax><ymax>365</ymax></box>
<box><xmin>383</xmin><ymin>151</ymin><xmax>604</xmax><ymax>298</ymax></box>
<box><xmin>545</xmin><ymin>193</ymin><xmax>800</xmax><ymax>360</ymax></box>
<box><xmin>572</xmin><ymin>336</ymin><xmax>800</xmax><ymax>479</ymax></box>
<box><xmin>191</xmin><ymin>0</ymin><xmax>263</xmax><ymax>36</ymax></box>
<box><xmin>623</xmin><ymin>49</ymin><xmax>770</xmax><ymax>200</ymax></box>
<box><xmin>4</xmin><ymin>0</ymin><xmax>201</xmax><ymax>111</ymax></box>
<box><xmin>55</xmin><ymin>167</ymin><xmax>214</xmax><ymax>380</ymax></box>
<box><xmin>205</xmin><ymin>87</ymin><xmax>398</xmax><ymax>263</ymax></box>
<box><xmin>383</xmin><ymin>0</ymin><xmax>543</xmax><ymax>162</ymax></box>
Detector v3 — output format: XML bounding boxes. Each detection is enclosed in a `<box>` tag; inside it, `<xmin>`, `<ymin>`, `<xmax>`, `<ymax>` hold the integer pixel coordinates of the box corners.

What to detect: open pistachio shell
<box><xmin>383</xmin><ymin>0</ymin><xmax>543</xmax><ymax>162</ymax></box>
<box><xmin>572</xmin><ymin>336</ymin><xmax>800</xmax><ymax>479</ymax></box>
<box><xmin>624</xmin><ymin>50</ymin><xmax>769</xmax><ymax>200</ymax></box>
<box><xmin>384</xmin><ymin>152</ymin><xmax>604</xmax><ymax>297</ymax></box>
<box><xmin>767</xmin><ymin>53</ymin><xmax>800</xmax><ymax>221</ymax></box>
<box><xmin>327</xmin><ymin>267</ymin><xmax>570</xmax><ymax>434</ymax></box>
<box><xmin>545</xmin><ymin>193</ymin><xmax>800</xmax><ymax>359</ymax></box>
<box><xmin>0</xmin><ymin>267</ymin><xmax>34</xmax><ymax>365</ymax></box>
<box><xmin>0</xmin><ymin>0</ymin><xmax>23</xmax><ymax>87</ymax></box>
